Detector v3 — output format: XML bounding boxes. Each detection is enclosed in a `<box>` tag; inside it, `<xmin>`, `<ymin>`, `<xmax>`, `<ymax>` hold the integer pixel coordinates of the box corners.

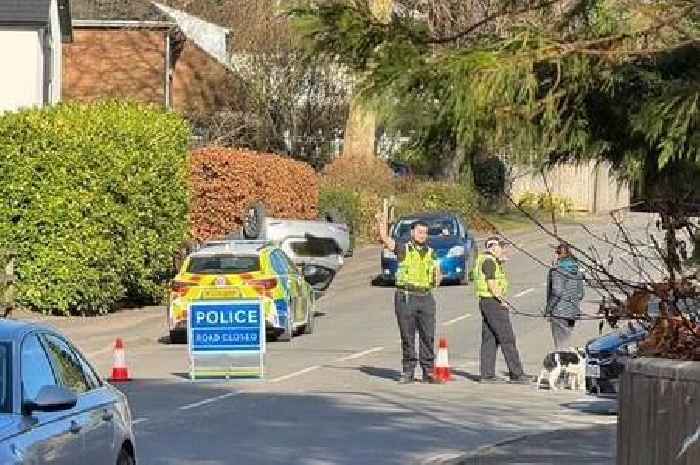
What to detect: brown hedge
<box><xmin>189</xmin><ymin>148</ymin><xmax>319</xmax><ymax>241</ymax></box>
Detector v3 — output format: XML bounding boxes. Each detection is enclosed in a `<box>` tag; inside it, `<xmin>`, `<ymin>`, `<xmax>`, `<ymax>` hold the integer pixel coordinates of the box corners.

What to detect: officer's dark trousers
<box><xmin>394</xmin><ymin>290</ymin><xmax>436</xmax><ymax>375</ymax></box>
<box><xmin>479</xmin><ymin>297</ymin><xmax>524</xmax><ymax>379</ymax></box>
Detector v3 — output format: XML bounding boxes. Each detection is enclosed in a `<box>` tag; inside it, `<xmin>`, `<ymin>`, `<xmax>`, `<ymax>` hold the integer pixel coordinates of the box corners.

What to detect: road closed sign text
<box><xmin>189</xmin><ymin>301</ymin><xmax>264</xmax><ymax>352</ymax></box>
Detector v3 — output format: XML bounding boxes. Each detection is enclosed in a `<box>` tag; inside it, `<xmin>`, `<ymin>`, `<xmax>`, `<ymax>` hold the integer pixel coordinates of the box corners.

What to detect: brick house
<box><xmin>63</xmin><ymin>0</ymin><xmax>237</xmax><ymax>113</ymax></box>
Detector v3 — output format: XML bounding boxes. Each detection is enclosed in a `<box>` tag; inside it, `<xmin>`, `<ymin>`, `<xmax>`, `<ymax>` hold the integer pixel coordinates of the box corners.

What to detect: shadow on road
<box><xmin>358</xmin><ymin>365</ymin><xmax>402</xmax><ymax>381</ymax></box>
<box><xmin>451</xmin><ymin>369</ymin><xmax>481</xmax><ymax>383</ymax></box>
<box><xmin>560</xmin><ymin>396</ymin><xmax>618</xmax><ymax>415</ymax></box>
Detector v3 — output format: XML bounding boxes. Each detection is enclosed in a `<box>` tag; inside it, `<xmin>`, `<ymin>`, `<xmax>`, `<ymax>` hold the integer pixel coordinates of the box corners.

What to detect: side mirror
<box><xmin>23</xmin><ymin>386</ymin><xmax>78</xmax><ymax>415</ymax></box>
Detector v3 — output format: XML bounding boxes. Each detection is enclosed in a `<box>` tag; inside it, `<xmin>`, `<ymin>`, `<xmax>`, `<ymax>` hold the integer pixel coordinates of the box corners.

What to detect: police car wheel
<box><xmin>169</xmin><ymin>329</ymin><xmax>187</xmax><ymax>345</ymax></box>
<box><xmin>303</xmin><ymin>309</ymin><xmax>315</xmax><ymax>334</ymax></box>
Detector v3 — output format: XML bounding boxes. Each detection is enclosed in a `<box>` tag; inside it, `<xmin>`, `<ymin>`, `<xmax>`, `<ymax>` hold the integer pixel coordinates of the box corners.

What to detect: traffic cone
<box><xmin>109</xmin><ymin>338</ymin><xmax>131</xmax><ymax>382</ymax></box>
<box><xmin>433</xmin><ymin>338</ymin><xmax>453</xmax><ymax>382</ymax></box>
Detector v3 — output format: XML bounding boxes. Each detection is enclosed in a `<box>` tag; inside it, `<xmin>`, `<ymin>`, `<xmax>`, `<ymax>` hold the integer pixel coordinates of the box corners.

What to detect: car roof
<box><xmin>0</xmin><ymin>320</ymin><xmax>50</xmax><ymax>341</ymax></box>
<box><xmin>397</xmin><ymin>212</ymin><xmax>460</xmax><ymax>222</ymax></box>
<box><xmin>190</xmin><ymin>240</ymin><xmax>270</xmax><ymax>258</ymax></box>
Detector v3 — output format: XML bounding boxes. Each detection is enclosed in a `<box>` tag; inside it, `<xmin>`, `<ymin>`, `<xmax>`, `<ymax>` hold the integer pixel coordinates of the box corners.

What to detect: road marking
<box><xmin>132</xmin><ymin>418</ymin><xmax>149</xmax><ymax>425</ymax></box>
<box><xmin>270</xmin><ymin>346</ymin><xmax>386</xmax><ymax>383</ymax></box>
<box><xmin>269</xmin><ymin>365</ymin><xmax>322</xmax><ymax>383</ymax></box>
<box><xmin>513</xmin><ymin>288</ymin><xmax>535</xmax><ymax>298</ymax></box>
<box><xmin>441</xmin><ymin>314</ymin><xmax>472</xmax><ymax>326</ymax></box>
<box><xmin>178</xmin><ymin>392</ymin><xmax>240</xmax><ymax>411</ymax></box>
<box><xmin>334</xmin><ymin>346</ymin><xmax>384</xmax><ymax>362</ymax></box>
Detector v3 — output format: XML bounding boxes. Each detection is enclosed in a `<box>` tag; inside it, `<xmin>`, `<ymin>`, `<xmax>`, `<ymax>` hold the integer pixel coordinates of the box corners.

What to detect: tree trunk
<box><xmin>342</xmin><ymin>0</ymin><xmax>393</xmax><ymax>161</ymax></box>
<box><xmin>439</xmin><ymin>141</ymin><xmax>466</xmax><ymax>182</ymax></box>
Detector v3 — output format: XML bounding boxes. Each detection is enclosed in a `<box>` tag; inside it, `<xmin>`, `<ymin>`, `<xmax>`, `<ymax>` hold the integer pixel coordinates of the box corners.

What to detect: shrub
<box><xmin>395</xmin><ymin>182</ymin><xmax>475</xmax><ymax>226</ymax></box>
<box><xmin>321</xmin><ymin>156</ymin><xmax>395</xmax><ymax>195</ymax></box>
<box><xmin>0</xmin><ymin>102</ymin><xmax>190</xmax><ymax>315</ymax></box>
<box><xmin>472</xmin><ymin>157</ymin><xmax>507</xmax><ymax>203</ymax></box>
<box><xmin>517</xmin><ymin>191</ymin><xmax>574</xmax><ymax>214</ymax></box>
<box><xmin>189</xmin><ymin>148</ymin><xmax>319</xmax><ymax>241</ymax></box>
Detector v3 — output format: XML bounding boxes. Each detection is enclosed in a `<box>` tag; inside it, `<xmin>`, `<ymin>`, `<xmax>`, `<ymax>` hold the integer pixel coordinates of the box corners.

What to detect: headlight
<box><xmin>447</xmin><ymin>245</ymin><xmax>465</xmax><ymax>257</ymax></box>
<box><xmin>383</xmin><ymin>250</ymin><xmax>397</xmax><ymax>259</ymax></box>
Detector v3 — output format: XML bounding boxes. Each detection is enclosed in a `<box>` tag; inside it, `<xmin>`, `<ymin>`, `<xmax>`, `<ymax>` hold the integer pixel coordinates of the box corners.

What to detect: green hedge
<box><xmin>0</xmin><ymin>102</ymin><xmax>190</xmax><ymax>315</ymax></box>
<box><xmin>395</xmin><ymin>182</ymin><xmax>475</xmax><ymax>226</ymax></box>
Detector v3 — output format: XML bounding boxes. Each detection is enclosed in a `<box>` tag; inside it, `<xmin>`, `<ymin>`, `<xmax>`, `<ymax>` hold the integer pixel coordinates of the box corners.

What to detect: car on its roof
<box><xmin>167</xmin><ymin>241</ymin><xmax>317</xmax><ymax>344</ymax></box>
<box><xmin>380</xmin><ymin>212</ymin><xmax>477</xmax><ymax>285</ymax></box>
<box><xmin>0</xmin><ymin>320</ymin><xmax>136</xmax><ymax>465</ymax></box>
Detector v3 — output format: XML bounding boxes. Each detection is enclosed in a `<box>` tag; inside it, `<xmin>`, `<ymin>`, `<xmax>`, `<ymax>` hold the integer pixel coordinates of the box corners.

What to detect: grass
<box><xmin>481</xmin><ymin>210</ymin><xmax>590</xmax><ymax>233</ymax></box>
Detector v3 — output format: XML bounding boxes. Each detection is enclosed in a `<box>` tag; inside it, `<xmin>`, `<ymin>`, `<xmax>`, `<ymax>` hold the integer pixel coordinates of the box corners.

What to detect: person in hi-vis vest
<box><xmin>377</xmin><ymin>212</ymin><xmax>443</xmax><ymax>384</ymax></box>
<box><xmin>473</xmin><ymin>236</ymin><xmax>531</xmax><ymax>384</ymax></box>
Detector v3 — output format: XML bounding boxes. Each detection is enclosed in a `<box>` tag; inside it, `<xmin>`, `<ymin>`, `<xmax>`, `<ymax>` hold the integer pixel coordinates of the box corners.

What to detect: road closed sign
<box><xmin>188</xmin><ymin>299</ymin><xmax>266</xmax><ymax>379</ymax></box>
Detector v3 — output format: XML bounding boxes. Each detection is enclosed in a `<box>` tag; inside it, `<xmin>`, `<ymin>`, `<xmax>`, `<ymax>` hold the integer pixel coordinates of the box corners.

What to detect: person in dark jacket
<box><xmin>545</xmin><ymin>244</ymin><xmax>585</xmax><ymax>350</ymax></box>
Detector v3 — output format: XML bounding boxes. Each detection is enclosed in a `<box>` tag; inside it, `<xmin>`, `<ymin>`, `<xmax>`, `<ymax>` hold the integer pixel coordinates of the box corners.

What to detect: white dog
<box><xmin>537</xmin><ymin>347</ymin><xmax>586</xmax><ymax>391</ymax></box>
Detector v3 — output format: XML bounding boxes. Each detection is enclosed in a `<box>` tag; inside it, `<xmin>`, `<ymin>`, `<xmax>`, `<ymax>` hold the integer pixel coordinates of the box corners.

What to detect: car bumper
<box><xmin>585</xmin><ymin>356</ymin><xmax>627</xmax><ymax>396</ymax></box>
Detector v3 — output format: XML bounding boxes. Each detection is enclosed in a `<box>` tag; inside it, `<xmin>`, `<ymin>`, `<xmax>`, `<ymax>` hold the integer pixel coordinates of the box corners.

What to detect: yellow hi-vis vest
<box><xmin>396</xmin><ymin>243</ymin><xmax>438</xmax><ymax>290</ymax></box>
<box><xmin>473</xmin><ymin>253</ymin><xmax>509</xmax><ymax>298</ymax></box>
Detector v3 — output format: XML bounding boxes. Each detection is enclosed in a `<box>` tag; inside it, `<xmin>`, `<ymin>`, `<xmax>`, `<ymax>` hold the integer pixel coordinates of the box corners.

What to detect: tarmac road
<box><xmin>27</xmin><ymin>215</ymin><xmax>657</xmax><ymax>464</ymax></box>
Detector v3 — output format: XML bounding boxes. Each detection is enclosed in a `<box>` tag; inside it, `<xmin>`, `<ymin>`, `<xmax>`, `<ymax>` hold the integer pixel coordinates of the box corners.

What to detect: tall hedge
<box><xmin>189</xmin><ymin>148</ymin><xmax>319</xmax><ymax>241</ymax></box>
<box><xmin>0</xmin><ymin>102</ymin><xmax>190</xmax><ymax>315</ymax></box>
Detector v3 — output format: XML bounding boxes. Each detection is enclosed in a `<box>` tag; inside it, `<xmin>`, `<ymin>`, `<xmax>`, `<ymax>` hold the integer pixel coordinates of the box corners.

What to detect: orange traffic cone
<box><xmin>109</xmin><ymin>338</ymin><xmax>130</xmax><ymax>382</ymax></box>
<box><xmin>433</xmin><ymin>337</ymin><xmax>453</xmax><ymax>382</ymax></box>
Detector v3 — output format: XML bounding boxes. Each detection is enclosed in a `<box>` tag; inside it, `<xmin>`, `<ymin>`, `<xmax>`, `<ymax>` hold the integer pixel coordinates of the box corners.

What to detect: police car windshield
<box><xmin>188</xmin><ymin>255</ymin><xmax>260</xmax><ymax>275</ymax></box>
<box><xmin>393</xmin><ymin>218</ymin><xmax>458</xmax><ymax>239</ymax></box>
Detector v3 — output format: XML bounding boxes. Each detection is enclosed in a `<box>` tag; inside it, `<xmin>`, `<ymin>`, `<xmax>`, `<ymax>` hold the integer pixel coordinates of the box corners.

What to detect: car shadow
<box><xmin>452</xmin><ymin>369</ymin><xmax>482</xmax><ymax>383</ymax></box>
<box><xmin>358</xmin><ymin>365</ymin><xmax>402</xmax><ymax>381</ymax></box>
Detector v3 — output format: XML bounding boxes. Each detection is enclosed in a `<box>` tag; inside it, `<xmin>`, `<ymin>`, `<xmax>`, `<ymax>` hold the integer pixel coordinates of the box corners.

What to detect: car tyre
<box><xmin>117</xmin><ymin>447</ymin><xmax>135</xmax><ymax>465</ymax></box>
<box><xmin>243</xmin><ymin>201</ymin><xmax>266</xmax><ymax>240</ymax></box>
<box><xmin>169</xmin><ymin>329</ymin><xmax>187</xmax><ymax>345</ymax></box>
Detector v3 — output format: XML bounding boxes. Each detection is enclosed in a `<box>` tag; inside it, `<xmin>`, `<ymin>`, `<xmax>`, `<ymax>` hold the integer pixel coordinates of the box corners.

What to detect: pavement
<box><xmin>11</xmin><ymin>214</ymin><xmax>657</xmax><ymax>465</ymax></box>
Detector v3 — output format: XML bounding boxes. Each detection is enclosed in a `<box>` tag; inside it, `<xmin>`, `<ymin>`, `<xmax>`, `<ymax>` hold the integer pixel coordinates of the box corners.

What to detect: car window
<box><xmin>270</xmin><ymin>251</ymin><xmax>289</xmax><ymax>276</ymax></box>
<box><xmin>187</xmin><ymin>255</ymin><xmax>260</xmax><ymax>275</ymax></box>
<box><xmin>21</xmin><ymin>334</ymin><xmax>57</xmax><ymax>402</ymax></box>
<box><xmin>393</xmin><ymin>218</ymin><xmax>458</xmax><ymax>238</ymax></box>
<box><xmin>0</xmin><ymin>342</ymin><xmax>12</xmax><ymax>413</ymax></box>
<box><xmin>74</xmin><ymin>347</ymin><xmax>101</xmax><ymax>390</ymax></box>
<box><xmin>42</xmin><ymin>334</ymin><xmax>90</xmax><ymax>395</ymax></box>
<box><xmin>279</xmin><ymin>251</ymin><xmax>299</xmax><ymax>275</ymax></box>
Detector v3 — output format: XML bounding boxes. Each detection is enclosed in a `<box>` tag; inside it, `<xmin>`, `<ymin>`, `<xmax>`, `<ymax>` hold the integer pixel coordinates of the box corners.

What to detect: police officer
<box><xmin>473</xmin><ymin>236</ymin><xmax>530</xmax><ymax>384</ymax></box>
<box><xmin>377</xmin><ymin>213</ymin><xmax>442</xmax><ymax>384</ymax></box>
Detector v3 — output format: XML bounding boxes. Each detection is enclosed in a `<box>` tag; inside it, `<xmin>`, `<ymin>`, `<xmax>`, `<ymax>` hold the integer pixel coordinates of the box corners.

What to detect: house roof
<box><xmin>0</xmin><ymin>0</ymin><xmax>51</xmax><ymax>24</ymax></box>
<box><xmin>70</xmin><ymin>0</ymin><xmax>169</xmax><ymax>22</ymax></box>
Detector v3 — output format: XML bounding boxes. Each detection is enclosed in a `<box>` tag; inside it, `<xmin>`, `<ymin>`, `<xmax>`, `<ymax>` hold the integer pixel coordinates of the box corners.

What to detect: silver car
<box><xmin>0</xmin><ymin>320</ymin><xmax>136</xmax><ymax>465</ymax></box>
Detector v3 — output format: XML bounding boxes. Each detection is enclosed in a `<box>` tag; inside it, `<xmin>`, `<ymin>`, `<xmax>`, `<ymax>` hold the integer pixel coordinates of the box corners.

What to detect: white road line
<box><xmin>513</xmin><ymin>288</ymin><xmax>535</xmax><ymax>298</ymax></box>
<box><xmin>334</xmin><ymin>346</ymin><xmax>384</xmax><ymax>362</ymax></box>
<box><xmin>269</xmin><ymin>365</ymin><xmax>322</xmax><ymax>383</ymax></box>
<box><xmin>132</xmin><ymin>418</ymin><xmax>149</xmax><ymax>425</ymax></box>
<box><xmin>270</xmin><ymin>346</ymin><xmax>386</xmax><ymax>383</ymax></box>
<box><xmin>441</xmin><ymin>314</ymin><xmax>472</xmax><ymax>326</ymax></box>
<box><xmin>178</xmin><ymin>392</ymin><xmax>240</xmax><ymax>411</ymax></box>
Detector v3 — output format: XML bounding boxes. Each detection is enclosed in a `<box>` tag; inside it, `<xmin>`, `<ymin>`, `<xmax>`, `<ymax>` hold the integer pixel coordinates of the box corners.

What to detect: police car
<box><xmin>167</xmin><ymin>241</ymin><xmax>316</xmax><ymax>344</ymax></box>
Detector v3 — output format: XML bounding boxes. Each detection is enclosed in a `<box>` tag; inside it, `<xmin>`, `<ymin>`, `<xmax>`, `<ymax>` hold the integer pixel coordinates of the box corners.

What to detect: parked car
<box><xmin>0</xmin><ymin>320</ymin><xmax>136</xmax><ymax>465</ymax></box>
<box><xmin>380</xmin><ymin>212</ymin><xmax>477</xmax><ymax>285</ymax></box>
<box><xmin>585</xmin><ymin>295</ymin><xmax>699</xmax><ymax>396</ymax></box>
<box><xmin>167</xmin><ymin>241</ymin><xmax>317</xmax><ymax>344</ymax></box>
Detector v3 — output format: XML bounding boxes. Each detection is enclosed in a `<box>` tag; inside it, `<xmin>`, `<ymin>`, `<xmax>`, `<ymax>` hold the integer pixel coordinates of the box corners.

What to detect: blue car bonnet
<box><xmin>588</xmin><ymin>323</ymin><xmax>648</xmax><ymax>354</ymax></box>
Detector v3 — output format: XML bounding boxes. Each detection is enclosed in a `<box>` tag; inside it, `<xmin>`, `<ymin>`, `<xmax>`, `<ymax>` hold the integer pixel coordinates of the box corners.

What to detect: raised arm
<box><xmin>376</xmin><ymin>212</ymin><xmax>396</xmax><ymax>252</ymax></box>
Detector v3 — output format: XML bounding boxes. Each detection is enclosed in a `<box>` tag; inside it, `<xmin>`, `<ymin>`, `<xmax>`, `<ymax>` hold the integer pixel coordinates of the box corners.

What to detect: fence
<box><xmin>617</xmin><ymin>357</ymin><xmax>700</xmax><ymax>465</ymax></box>
<box><xmin>510</xmin><ymin>161</ymin><xmax>630</xmax><ymax>213</ymax></box>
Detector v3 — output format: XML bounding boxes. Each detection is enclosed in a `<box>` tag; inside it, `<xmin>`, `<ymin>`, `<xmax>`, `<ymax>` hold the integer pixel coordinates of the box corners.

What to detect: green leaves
<box><xmin>0</xmin><ymin>102</ymin><xmax>190</xmax><ymax>315</ymax></box>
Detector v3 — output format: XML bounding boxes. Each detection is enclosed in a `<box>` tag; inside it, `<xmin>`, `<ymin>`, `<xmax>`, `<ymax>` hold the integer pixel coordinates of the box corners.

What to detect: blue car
<box><xmin>380</xmin><ymin>212</ymin><xmax>477</xmax><ymax>285</ymax></box>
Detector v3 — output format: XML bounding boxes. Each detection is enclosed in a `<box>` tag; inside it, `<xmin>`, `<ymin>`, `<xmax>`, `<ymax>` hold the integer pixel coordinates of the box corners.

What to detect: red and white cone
<box><xmin>109</xmin><ymin>338</ymin><xmax>130</xmax><ymax>382</ymax></box>
<box><xmin>433</xmin><ymin>338</ymin><xmax>453</xmax><ymax>382</ymax></box>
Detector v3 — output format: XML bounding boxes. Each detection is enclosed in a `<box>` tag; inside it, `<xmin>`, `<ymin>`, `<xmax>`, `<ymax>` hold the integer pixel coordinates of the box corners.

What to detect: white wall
<box><xmin>0</xmin><ymin>28</ymin><xmax>45</xmax><ymax>112</ymax></box>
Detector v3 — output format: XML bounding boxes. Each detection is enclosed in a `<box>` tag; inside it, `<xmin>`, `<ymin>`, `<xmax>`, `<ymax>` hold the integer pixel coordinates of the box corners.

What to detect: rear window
<box><xmin>187</xmin><ymin>255</ymin><xmax>260</xmax><ymax>275</ymax></box>
<box><xmin>0</xmin><ymin>342</ymin><xmax>11</xmax><ymax>413</ymax></box>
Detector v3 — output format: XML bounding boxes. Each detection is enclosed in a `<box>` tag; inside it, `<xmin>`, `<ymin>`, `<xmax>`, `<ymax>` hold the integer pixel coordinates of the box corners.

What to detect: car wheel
<box><xmin>303</xmin><ymin>306</ymin><xmax>315</xmax><ymax>335</ymax></box>
<box><xmin>243</xmin><ymin>201</ymin><xmax>266</xmax><ymax>239</ymax></box>
<box><xmin>169</xmin><ymin>329</ymin><xmax>187</xmax><ymax>344</ymax></box>
<box><xmin>117</xmin><ymin>447</ymin><xmax>135</xmax><ymax>465</ymax></box>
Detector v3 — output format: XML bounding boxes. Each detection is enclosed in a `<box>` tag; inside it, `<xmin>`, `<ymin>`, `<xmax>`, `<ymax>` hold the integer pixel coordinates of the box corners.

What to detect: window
<box><xmin>270</xmin><ymin>251</ymin><xmax>289</xmax><ymax>276</ymax></box>
<box><xmin>393</xmin><ymin>218</ymin><xmax>459</xmax><ymax>239</ymax></box>
<box><xmin>0</xmin><ymin>342</ymin><xmax>12</xmax><ymax>413</ymax></box>
<box><xmin>42</xmin><ymin>334</ymin><xmax>89</xmax><ymax>395</ymax></box>
<box><xmin>279</xmin><ymin>251</ymin><xmax>300</xmax><ymax>275</ymax></box>
<box><xmin>21</xmin><ymin>334</ymin><xmax>57</xmax><ymax>402</ymax></box>
<box><xmin>187</xmin><ymin>255</ymin><xmax>260</xmax><ymax>275</ymax></box>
